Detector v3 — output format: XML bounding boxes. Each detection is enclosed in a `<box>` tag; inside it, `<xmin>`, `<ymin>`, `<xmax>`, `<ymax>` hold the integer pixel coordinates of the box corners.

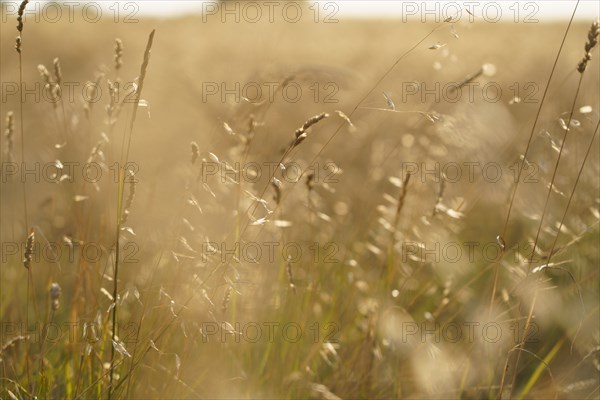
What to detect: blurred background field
<box><xmin>1</xmin><ymin>2</ymin><xmax>599</xmax><ymax>399</ymax></box>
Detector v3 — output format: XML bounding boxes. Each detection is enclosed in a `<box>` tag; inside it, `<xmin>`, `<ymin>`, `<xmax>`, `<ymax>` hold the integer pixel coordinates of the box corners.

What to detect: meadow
<box><xmin>0</xmin><ymin>1</ymin><xmax>599</xmax><ymax>399</ymax></box>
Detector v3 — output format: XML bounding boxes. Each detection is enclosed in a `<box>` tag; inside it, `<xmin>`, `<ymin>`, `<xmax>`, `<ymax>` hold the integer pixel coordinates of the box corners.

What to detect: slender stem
<box><xmin>501</xmin><ymin>1</ymin><xmax>580</xmax><ymax>242</ymax></box>
<box><xmin>108</xmin><ymin>168</ymin><xmax>123</xmax><ymax>400</ymax></box>
<box><xmin>17</xmin><ymin>31</ymin><xmax>33</xmax><ymax>393</ymax></box>
<box><xmin>546</xmin><ymin>119</ymin><xmax>600</xmax><ymax>264</ymax></box>
<box><xmin>528</xmin><ymin>73</ymin><xmax>583</xmax><ymax>274</ymax></box>
<box><xmin>507</xmin><ymin>70</ymin><xmax>584</xmax><ymax>400</ymax></box>
<box><xmin>109</xmin><ymin>29</ymin><xmax>155</xmax><ymax>400</ymax></box>
<box><xmin>18</xmin><ymin>52</ymin><xmax>28</xmax><ymax>232</ymax></box>
<box><xmin>491</xmin><ymin>1</ymin><xmax>579</xmax><ymax>327</ymax></box>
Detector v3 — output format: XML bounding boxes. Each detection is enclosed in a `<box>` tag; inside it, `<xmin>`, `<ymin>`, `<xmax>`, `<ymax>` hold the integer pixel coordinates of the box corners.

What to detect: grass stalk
<box><xmin>108</xmin><ymin>29</ymin><xmax>155</xmax><ymax>400</ymax></box>
<box><xmin>504</xmin><ymin>19</ymin><xmax>598</xmax><ymax>398</ymax></box>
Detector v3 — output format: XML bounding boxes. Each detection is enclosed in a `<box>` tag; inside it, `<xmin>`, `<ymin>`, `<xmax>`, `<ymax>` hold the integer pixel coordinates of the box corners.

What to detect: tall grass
<box><xmin>0</xmin><ymin>7</ymin><xmax>598</xmax><ymax>400</ymax></box>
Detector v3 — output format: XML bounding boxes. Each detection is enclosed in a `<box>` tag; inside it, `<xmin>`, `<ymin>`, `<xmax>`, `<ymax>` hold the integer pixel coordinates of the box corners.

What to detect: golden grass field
<box><xmin>1</xmin><ymin>1</ymin><xmax>599</xmax><ymax>399</ymax></box>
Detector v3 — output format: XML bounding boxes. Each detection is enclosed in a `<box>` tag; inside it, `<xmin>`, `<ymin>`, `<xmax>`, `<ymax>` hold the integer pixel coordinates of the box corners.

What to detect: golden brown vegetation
<box><xmin>0</xmin><ymin>3</ymin><xmax>599</xmax><ymax>399</ymax></box>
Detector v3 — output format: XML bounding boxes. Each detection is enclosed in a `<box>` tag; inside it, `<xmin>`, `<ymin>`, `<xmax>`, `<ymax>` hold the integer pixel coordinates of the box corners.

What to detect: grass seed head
<box><xmin>121</xmin><ymin>170</ymin><xmax>137</xmax><ymax>224</ymax></box>
<box><xmin>50</xmin><ymin>283</ymin><xmax>61</xmax><ymax>311</ymax></box>
<box><xmin>286</xmin><ymin>256</ymin><xmax>296</xmax><ymax>294</ymax></box>
<box><xmin>23</xmin><ymin>228</ymin><xmax>34</xmax><ymax>269</ymax></box>
<box><xmin>38</xmin><ymin>64</ymin><xmax>59</xmax><ymax>106</ymax></box>
<box><xmin>16</xmin><ymin>0</ymin><xmax>29</xmax><ymax>33</ymax></box>
<box><xmin>191</xmin><ymin>141</ymin><xmax>199</xmax><ymax>164</ymax></box>
<box><xmin>38</xmin><ymin>64</ymin><xmax>52</xmax><ymax>86</ymax></box>
<box><xmin>53</xmin><ymin>58</ymin><xmax>63</xmax><ymax>86</ymax></box>
<box><xmin>290</xmin><ymin>112</ymin><xmax>329</xmax><ymax>149</ymax></box>
<box><xmin>306</xmin><ymin>172</ymin><xmax>315</xmax><ymax>192</ymax></box>
<box><xmin>222</xmin><ymin>286</ymin><xmax>232</xmax><ymax>313</ymax></box>
<box><xmin>272</xmin><ymin>177</ymin><xmax>282</xmax><ymax>205</ymax></box>
<box><xmin>84</xmin><ymin>74</ymin><xmax>104</xmax><ymax>119</ymax></box>
<box><xmin>114</xmin><ymin>38</ymin><xmax>124</xmax><ymax>71</ymax></box>
<box><xmin>394</xmin><ymin>173</ymin><xmax>411</xmax><ymax>226</ymax></box>
<box><xmin>577</xmin><ymin>20</ymin><xmax>600</xmax><ymax>73</ymax></box>
<box><xmin>4</xmin><ymin>111</ymin><xmax>14</xmax><ymax>161</ymax></box>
